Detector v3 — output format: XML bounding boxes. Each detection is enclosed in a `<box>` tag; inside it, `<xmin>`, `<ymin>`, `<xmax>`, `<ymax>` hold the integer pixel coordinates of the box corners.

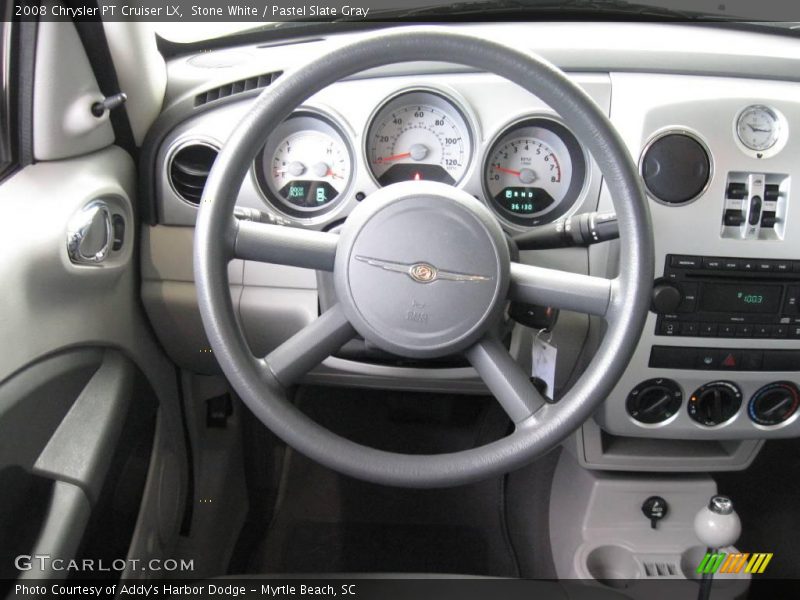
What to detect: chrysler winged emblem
<box><xmin>354</xmin><ymin>256</ymin><xmax>490</xmax><ymax>284</ymax></box>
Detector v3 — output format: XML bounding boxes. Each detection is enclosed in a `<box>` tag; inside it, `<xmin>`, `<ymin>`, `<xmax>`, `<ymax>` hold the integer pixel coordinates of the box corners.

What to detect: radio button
<box><xmin>718</xmin><ymin>324</ymin><xmax>736</xmax><ymax>337</ymax></box>
<box><xmin>722</xmin><ymin>259</ymin><xmax>740</xmax><ymax>271</ymax></box>
<box><xmin>740</xmin><ymin>259</ymin><xmax>756</xmax><ymax>271</ymax></box>
<box><xmin>699</xmin><ymin>323</ymin><xmax>718</xmax><ymax>337</ymax></box>
<box><xmin>788</xmin><ymin>325</ymin><xmax>800</xmax><ymax>339</ymax></box>
<box><xmin>736</xmin><ymin>324</ymin><xmax>754</xmax><ymax>337</ymax></box>
<box><xmin>771</xmin><ymin>325</ymin><xmax>788</xmax><ymax>338</ymax></box>
<box><xmin>754</xmin><ymin>324</ymin><xmax>771</xmax><ymax>338</ymax></box>
<box><xmin>677</xmin><ymin>293</ymin><xmax>697</xmax><ymax>314</ymax></box>
<box><xmin>702</xmin><ymin>257</ymin><xmax>724</xmax><ymax>270</ymax></box>
<box><xmin>670</xmin><ymin>255</ymin><xmax>701</xmax><ymax>269</ymax></box>
<box><xmin>680</xmin><ymin>322</ymin><xmax>699</xmax><ymax>336</ymax></box>
<box><xmin>775</xmin><ymin>261</ymin><xmax>791</xmax><ymax>273</ymax></box>
<box><xmin>756</xmin><ymin>260</ymin><xmax>775</xmax><ymax>272</ymax></box>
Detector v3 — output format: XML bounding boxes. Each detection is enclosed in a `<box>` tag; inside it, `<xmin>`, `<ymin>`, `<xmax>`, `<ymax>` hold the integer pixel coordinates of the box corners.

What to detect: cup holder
<box><xmin>585</xmin><ymin>545</ymin><xmax>640</xmax><ymax>587</ymax></box>
<box><xmin>680</xmin><ymin>545</ymin><xmax>708</xmax><ymax>581</ymax></box>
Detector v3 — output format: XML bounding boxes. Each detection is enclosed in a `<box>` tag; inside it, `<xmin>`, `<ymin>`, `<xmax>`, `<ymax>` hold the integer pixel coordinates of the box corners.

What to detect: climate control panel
<box><xmin>625</xmin><ymin>378</ymin><xmax>799</xmax><ymax>431</ymax></box>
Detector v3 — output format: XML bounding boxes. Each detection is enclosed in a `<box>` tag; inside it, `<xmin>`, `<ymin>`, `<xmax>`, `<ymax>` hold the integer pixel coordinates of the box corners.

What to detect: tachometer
<box><xmin>255</xmin><ymin>111</ymin><xmax>353</xmax><ymax>218</ymax></box>
<box><xmin>483</xmin><ymin>118</ymin><xmax>587</xmax><ymax>227</ymax></box>
<box><xmin>366</xmin><ymin>90</ymin><xmax>473</xmax><ymax>186</ymax></box>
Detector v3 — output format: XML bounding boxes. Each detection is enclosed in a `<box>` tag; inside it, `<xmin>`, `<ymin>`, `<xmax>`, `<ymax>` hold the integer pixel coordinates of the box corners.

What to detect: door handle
<box><xmin>66</xmin><ymin>200</ymin><xmax>113</xmax><ymax>265</ymax></box>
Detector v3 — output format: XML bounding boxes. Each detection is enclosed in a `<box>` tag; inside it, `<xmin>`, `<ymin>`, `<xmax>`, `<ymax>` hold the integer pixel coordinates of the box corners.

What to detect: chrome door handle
<box><xmin>66</xmin><ymin>200</ymin><xmax>113</xmax><ymax>265</ymax></box>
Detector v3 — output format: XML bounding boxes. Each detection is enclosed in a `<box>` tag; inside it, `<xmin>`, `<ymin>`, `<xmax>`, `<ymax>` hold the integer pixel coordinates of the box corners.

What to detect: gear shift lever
<box><xmin>693</xmin><ymin>495</ymin><xmax>741</xmax><ymax>600</ymax></box>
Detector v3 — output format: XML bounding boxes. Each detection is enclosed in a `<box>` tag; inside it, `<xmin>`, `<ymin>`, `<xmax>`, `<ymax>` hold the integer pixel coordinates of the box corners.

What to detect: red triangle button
<box><xmin>722</xmin><ymin>353</ymin><xmax>737</xmax><ymax>368</ymax></box>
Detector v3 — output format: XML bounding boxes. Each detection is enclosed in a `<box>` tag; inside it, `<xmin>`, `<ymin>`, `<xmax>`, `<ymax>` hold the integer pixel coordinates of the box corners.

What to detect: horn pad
<box><xmin>334</xmin><ymin>181</ymin><xmax>510</xmax><ymax>358</ymax></box>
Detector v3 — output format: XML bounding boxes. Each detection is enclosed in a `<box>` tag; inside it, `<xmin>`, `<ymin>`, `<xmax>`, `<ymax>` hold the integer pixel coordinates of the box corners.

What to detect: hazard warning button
<box><xmin>719</xmin><ymin>351</ymin><xmax>741</xmax><ymax>370</ymax></box>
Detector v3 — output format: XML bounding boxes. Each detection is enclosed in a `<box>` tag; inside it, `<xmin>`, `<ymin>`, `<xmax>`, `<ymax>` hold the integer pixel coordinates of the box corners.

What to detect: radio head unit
<box><xmin>653</xmin><ymin>254</ymin><xmax>800</xmax><ymax>339</ymax></box>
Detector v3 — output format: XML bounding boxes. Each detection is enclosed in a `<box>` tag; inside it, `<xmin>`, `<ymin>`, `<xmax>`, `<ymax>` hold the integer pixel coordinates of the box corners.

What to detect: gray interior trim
<box><xmin>33</xmin><ymin>351</ymin><xmax>135</xmax><ymax>505</ymax></box>
<box><xmin>18</xmin><ymin>481</ymin><xmax>91</xmax><ymax>580</ymax></box>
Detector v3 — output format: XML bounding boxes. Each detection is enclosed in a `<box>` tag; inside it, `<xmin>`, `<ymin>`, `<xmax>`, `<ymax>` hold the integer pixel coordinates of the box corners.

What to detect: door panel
<box><xmin>0</xmin><ymin>20</ymin><xmax>187</xmax><ymax>586</ymax></box>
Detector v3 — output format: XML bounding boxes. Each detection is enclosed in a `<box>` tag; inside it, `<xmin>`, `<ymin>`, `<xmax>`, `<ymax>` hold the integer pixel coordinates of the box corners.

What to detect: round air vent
<box><xmin>640</xmin><ymin>132</ymin><xmax>711</xmax><ymax>205</ymax></box>
<box><xmin>168</xmin><ymin>142</ymin><xmax>219</xmax><ymax>205</ymax></box>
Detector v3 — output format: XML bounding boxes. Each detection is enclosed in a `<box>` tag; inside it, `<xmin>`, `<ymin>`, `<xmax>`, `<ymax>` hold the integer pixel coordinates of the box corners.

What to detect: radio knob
<box><xmin>652</xmin><ymin>281</ymin><xmax>683</xmax><ymax>313</ymax></box>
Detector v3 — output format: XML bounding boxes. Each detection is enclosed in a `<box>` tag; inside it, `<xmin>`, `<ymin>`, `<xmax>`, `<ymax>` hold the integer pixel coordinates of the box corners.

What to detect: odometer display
<box><xmin>366</xmin><ymin>90</ymin><xmax>473</xmax><ymax>186</ymax></box>
<box><xmin>483</xmin><ymin>118</ymin><xmax>586</xmax><ymax>226</ymax></box>
<box><xmin>494</xmin><ymin>187</ymin><xmax>556</xmax><ymax>216</ymax></box>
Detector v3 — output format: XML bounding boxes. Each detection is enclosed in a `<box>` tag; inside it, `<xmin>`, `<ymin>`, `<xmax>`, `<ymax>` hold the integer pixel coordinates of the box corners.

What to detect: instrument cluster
<box><xmin>251</xmin><ymin>87</ymin><xmax>589</xmax><ymax>229</ymax></box>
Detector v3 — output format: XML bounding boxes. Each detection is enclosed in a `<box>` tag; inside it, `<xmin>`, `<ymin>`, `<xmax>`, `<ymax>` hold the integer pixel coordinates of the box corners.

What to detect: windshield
<box><xmin>151</xmin><ymin>0</ymin><xmax>799</xmax><ymax>43</ymax></box>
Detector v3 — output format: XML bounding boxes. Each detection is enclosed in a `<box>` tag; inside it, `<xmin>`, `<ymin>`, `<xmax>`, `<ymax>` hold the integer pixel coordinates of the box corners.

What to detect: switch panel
<box><xmin>722</xmin><ymin>172</ymin><xmax>789</xmax><ymax>240</ymax></box>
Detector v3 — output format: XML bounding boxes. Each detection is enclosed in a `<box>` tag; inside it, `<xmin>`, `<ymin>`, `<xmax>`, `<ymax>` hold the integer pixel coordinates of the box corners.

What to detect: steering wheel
<box><xmin>194</xmin><ymin>28</ymin><xmax>654</xmax><ymax>488</ymax></box>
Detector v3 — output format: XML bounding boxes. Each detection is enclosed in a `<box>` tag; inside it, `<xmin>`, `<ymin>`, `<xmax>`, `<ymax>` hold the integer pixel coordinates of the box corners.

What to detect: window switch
<box><xmin>761</xmin><ymin>211</ymin><xmax>777</xmax><ymax>228</ymax></box>
<box><xmin>723</xmin><ymin>210</ymin><xmax>744</xmax><ymax>226</ymax></box>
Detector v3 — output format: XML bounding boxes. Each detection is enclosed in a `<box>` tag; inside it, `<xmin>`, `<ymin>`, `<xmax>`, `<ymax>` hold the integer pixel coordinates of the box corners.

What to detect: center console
<box><xmin>593</xmin><ymin>72</ymin><xmax>800</xmax><ymax>460</ymax></box>
<box><xmin>595</xmin><ymin>251</ymin><xmax>800</xmax><ymax>442</ymax></box>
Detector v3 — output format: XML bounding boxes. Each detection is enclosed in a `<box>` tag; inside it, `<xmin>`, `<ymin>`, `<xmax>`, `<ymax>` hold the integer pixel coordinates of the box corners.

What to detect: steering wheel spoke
<box><xmin>234</xmin><ymin>219</ymin><xmax>339</xmax><ymax>271</ymax></box>
<box><xmin>509</xmin><ymin>262</ymin><xmax>615</xmax><ymax>318</ymax></box>
<box><xmin>465</xmin><ymin>335</ymin><xmax>546</xmax><ymax>424</ymax></box>
<box><xmin>262</xmin><ymin>304</ymin><xmax>356</xmax><ymax>387</ymax></box>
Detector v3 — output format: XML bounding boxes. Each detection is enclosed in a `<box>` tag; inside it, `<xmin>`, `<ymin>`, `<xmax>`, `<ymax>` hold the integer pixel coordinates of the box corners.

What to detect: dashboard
<box><xmin>141</xmin><ymin>22</ymin><xmax>800</xmax><ymax>471</ymax></box>
<box><xmin>159</xmin><ymin>73</ymin><xmax>603</xmax><ymax>232</ymax></box>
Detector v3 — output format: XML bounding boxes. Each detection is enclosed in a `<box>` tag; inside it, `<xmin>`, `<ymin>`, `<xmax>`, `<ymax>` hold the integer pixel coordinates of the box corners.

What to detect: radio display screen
<box><xmin>700</xmin><ymin>283</ymin><xmax>783</xmax><ymax>314</ymax></box>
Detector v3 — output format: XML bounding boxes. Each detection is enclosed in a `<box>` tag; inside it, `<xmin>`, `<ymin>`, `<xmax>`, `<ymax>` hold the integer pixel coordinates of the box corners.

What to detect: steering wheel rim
<box><xmin>194</xmin><ymin>27</ymin><xmax>654</xmax><ymax>488</ymax></box>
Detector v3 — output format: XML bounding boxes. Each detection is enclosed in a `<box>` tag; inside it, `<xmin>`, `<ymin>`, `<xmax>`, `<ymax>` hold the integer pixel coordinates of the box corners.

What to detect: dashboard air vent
<box><xmin>168</xmin><ymin>143</ymin><xmax>218</xmax><ymax>205</ymax></box>
<box><xmin>194</xmin><ymin>71</ymin><xmax>282</xmax><ymax>107</ymax></box>
<box><xmin>640</xmin><ymin>131</ymin><xmax>711</xmax><ymax>205</ymax></box>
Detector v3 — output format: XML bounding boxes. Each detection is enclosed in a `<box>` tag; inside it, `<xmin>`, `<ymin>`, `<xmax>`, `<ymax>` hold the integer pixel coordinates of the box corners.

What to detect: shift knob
<box><xmin>694</xmin><ymin>495</ymin><xmax>741</xmax><ymax>549</ymax></box>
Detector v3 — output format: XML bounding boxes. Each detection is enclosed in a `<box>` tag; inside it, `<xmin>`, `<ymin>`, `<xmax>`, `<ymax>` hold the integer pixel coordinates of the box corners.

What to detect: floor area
<box><xmin>232</xmin><ymin>386</ymin><xmax>526</xmax><ymax>576</ymax></box>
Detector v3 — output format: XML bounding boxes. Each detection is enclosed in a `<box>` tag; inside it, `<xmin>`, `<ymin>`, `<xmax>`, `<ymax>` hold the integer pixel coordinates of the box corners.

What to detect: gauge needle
<box><xmin>376</xmin><ymin>152</ymin><xmax>412</xmax><ymax>163</ymax></box>
<box><xmin>494</xmin><ymin>165</ymin><xmax>521</xmax><ymax>176</ymax></box>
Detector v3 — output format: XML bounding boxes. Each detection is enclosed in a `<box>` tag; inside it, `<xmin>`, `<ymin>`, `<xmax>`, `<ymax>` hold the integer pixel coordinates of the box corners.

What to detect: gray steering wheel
<box><xmin>194</xmin><ymin>28</ymin><xmax>654</xmax><ymax>488</ymax></box>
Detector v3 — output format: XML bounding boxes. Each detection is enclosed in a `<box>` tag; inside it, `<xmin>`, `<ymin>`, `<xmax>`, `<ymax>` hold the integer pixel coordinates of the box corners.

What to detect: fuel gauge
<box><xmin>256</xmin><ymin>111</ymin><xmax>353</xmax><ymax>218</ymax></box>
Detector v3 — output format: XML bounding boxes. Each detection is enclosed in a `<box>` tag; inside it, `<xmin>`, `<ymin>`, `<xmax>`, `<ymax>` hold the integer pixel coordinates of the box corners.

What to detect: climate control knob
<box><xmin>748</xmin><ymin>382</ymin><xmax>800</xmax><ymax>426</ymax></box>
<box><xmin>688</xmin><ymin>381</ymin><xmax>742</xmax><ymax>427</ymax></box>
<box><xmin>626</xmin><ymin>378</ymin><xmax>683</xmax><ymax>424</ymax></box>
<box><xmin>652</xmin><ymin>281</ymin><xmax>682</xmax><ymax>314</ymax></box>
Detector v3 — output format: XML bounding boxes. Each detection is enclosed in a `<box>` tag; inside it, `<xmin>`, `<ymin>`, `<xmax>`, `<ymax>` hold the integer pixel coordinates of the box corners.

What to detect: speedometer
<box><xmin>483</xmin><ymin>118</ymin><xmax>587</xmax><ymax>227</ymax></box>
<box><xmin>366</xmin><ymin>90</ymin><xmax>473</xmax><ymax>186</ymax></box>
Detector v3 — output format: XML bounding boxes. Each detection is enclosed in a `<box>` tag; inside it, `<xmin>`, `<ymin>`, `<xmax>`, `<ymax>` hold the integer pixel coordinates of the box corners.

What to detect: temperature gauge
<box><xmin>256</xmin><ymin>112</ymin><xmax>353</xmax><ymax>217</ymax></box>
